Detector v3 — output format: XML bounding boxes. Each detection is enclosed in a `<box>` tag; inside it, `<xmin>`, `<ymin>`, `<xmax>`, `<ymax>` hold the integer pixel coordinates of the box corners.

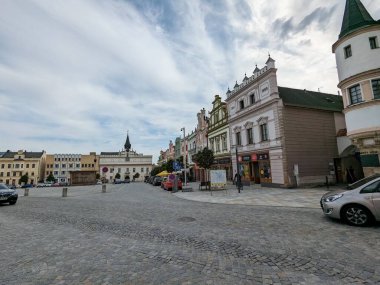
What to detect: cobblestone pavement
<box><xmin>1</xmin><ymin>183</ymin><xmax>379</xmax><ymax>284</ymax></box>
<box><xmin>174</xmin><ymin>182</ymin><xmax>333</xmax><ymax>208</ymax></box>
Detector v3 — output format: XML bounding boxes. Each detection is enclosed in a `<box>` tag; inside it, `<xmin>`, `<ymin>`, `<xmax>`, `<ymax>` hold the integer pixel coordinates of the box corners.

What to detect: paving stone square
<box><xmin>0</xmin><ymin>183</ymin><xmax>379</xmax><ymax>284</ymax></box>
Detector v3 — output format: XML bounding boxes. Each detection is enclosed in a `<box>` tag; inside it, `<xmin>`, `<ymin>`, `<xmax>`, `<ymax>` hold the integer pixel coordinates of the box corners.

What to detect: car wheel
<box><xmin>9</xmin><ymin>201</ymin><xmax>17</xmax><ymax>205</ymax></box>
<box><xmin>342</xmin><ymin>205</ymin><xmax>373</xmax><ymax>226</ymax></box>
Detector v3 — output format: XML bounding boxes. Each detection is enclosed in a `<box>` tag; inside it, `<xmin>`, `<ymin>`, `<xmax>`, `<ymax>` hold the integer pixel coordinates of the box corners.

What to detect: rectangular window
<box><xmin>26</xmin><ymin>164</ymin><xmax>29</xmax><ymax>168</ymax></box>
<box><xmin>141</xmin><ymin>168</ymin><xmax>144</xmax><ymax>172</ymax></box>
<box><xmin>118</xmin><ymin>168</ymin><xmax>121</xmax><ymax>173</ymax></box>
<box><xmin>32</xmin><ymin>164</ymin><xmax>35</xmax><ymax>168</ymax></box>
<box><xmin>8</xmin><ymin>164</ymin><xmax>11</xmax><ymax>168</ymax></box>
<box><xmin>247</xmin><ymin>128</ymin><xmax>253</xmax><ymax>144</ymax></box>
<box><xmin>15</xmin><ymin>164</ymin><xmax>19</xmax><ymax>169</ymax></box>
<box><xmin>1</xmin><ymin>164</ymin><xmax>4</xmax><ymax>169</ymax></box>
<box><xmin>372</xmin><ymin>79</ymin><xmax>380</xmax><ymax>99</ymax></box>
<box><xmin>0</xmin><ymin>172</ymin><xmax>3</xmax><ymax>177</ymax></box>
<box><xmin>61</xmin><ymin>171</ymin><xmax>65</xmax><ymax>175</ymax></box>
<box><xmin>210</xmin><ymin>138</ymin><xmax>215</xmax><ymax>152</ymax></box>
<box><xmin>349</xmin><ymin>84</ymin><xmax>362</xmax><ymax>104</ymax></box>
<box><xmin>239</xmin><ymin>100</ymin><xmax>244</xmax><ymax>110</ymax></box>
<box><xmin>249</xmin><ymin>93</ymin><xmax>255</xmax><ymax>104</ymax></box>
<box><xmin>133</xmin><ymin>168</ymin><xmax>136</xmax><ymax>173</ymax></box>
<box><xmin>54</xmin><ymin>171</ymin><xmax>58</xmax><ymax>175</ymax></box>
<box><xmin>76</xmin><ymin>164</ymin><xmax>80</xmax><ymax>168</ymax></box>
<box><xmin>110</xmin><ymin>168</ymin><xmax>114</xmax><ymax>173</ymax></box>
<box><xmin>7</xmin><ymin>172</ymin><xmax>10</xmax><ymax>177</ymax></box>
<box><xmin>260</xmin><ymin>124</ymin><xmax>269</xmax><ymax>141</ymax></box>
<box><xmin>216</xmin><ymin>137</ymin><xmax>220</xmax><ymax>152</ymax></box>
<box><xmin>62</xmin><ymin>164</ymin><xmax>66</xmax><ymax>168</ymax></box>
<box><xmin>222</xmin><ymin>135</ymin><xmax>227</xmax><ymax>151</ymax></box>
<box><xmin>236</xmin><ymin>132</ymin><xmax>241</xmax><ymax>146</ymax></box>
<box><xmin>369</xmin><ymin>37</ymin><xmax>379</xmax><ymax>49</ymax></box>
<box><xmin>344</xmin><ymin>45</ymin><xmax>352</xmax><ymax>58</ymax></box>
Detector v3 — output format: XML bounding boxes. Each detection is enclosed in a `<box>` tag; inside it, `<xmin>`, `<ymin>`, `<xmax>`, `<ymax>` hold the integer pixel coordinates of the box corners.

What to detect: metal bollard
<box><xmin>62</xmin><ymin>187</ymin><xmax>68</xmax><ymax>197</ymax></box>
<box><xmin>24</xmin><ymin>188</ymin><xmax>29</xmax><ymax>196</ymax></box>
<box><xmin>102</xmin><ymin>184</ymin><xmax>106</xmax><ymax>193</ymax></box>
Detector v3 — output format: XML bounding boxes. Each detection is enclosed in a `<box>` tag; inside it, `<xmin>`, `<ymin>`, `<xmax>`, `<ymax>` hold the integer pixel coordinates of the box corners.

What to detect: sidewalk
<box><xmin>173</xmin><ymin>182</ymin><xmax>341</xmax><ymax>209</ymax></box>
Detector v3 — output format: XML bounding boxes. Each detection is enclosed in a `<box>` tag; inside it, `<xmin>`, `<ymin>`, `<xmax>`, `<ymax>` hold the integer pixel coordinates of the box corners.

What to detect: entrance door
<box><xmin>252</xmin><ymin>162</ymin><xmax>260</xmax><ymax>184</ymax></box>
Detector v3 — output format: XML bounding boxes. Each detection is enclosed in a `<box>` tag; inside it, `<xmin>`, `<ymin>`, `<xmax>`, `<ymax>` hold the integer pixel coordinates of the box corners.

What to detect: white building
<box><xmin>99</xmin><ymin>135</ymin><xmax>153</xmax><ymax>182</ymax></box>
<box><xmin>332</xmin><ymin>0</ymin><xmax>380</xmax><ymax>176</ymax></box>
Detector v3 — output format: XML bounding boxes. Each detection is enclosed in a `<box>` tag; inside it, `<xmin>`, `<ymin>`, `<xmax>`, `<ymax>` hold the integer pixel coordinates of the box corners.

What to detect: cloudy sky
<box><xmin>0</xmin><ymin>0</ymin><xmax>379</xmax><ymax>162</ymax></box>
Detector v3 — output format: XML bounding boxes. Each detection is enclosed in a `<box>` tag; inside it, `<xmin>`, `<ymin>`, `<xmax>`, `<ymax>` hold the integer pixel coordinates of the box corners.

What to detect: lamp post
<box><xmin>181</xmin><ymin>127</ymin><xmax>187</xmax><ymax>186</ymax></box>
<box><xmin>235</xmin><ymin>146</ymin><xmax>241</xmax><ymax>193</ymax></box>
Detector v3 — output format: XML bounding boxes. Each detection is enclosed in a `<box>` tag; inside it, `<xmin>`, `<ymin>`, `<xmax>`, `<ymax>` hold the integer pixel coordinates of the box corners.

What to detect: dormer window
<box><xmin>344</xmin><ymin>45</ymin><xmax>352</xmax><ymax>58</ymax></box>
<box><xmin>239</xmin><ymin>100</ymin><xmax>244</xmax><ymax>110</ymax></box>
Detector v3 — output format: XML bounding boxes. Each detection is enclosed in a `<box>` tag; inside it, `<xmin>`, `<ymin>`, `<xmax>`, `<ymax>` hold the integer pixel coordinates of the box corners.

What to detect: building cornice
<box><xmin>332</xmin><ymin>25</ymin><xmax>380</xmax><ymax>52</ymax></box>
<box><xmin>338</xmin><ymin>68</ymin><xmax>380</xmax><ymax>88</ymax></box>
<box><xmin>225</xmin><ymin>68</ymin><xmax>277</xmax><ymax>101</ymax></box>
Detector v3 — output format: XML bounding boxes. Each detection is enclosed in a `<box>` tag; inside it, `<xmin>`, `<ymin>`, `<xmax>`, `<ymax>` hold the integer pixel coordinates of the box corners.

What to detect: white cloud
<box><xmin>0</xmin><ymin>0</ymin><xmax>378</xmax><ymax>162</ymax></box>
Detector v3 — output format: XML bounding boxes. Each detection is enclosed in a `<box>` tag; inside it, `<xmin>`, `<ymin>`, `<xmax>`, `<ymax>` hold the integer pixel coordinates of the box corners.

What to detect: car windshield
<box><xmin>347</xmin><ymin>173</ymin><xmax>380</xmax><ymax>190</ymax></box>
<box><xmin>0</xmin><ymin>184</ymin><xmax>9</xmax><ymax>189</ymax></box>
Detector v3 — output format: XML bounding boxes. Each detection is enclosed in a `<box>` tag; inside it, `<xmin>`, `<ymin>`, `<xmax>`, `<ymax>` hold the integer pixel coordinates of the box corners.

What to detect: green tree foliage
<box><xmin>46</xmin><ymin>173</ymin><xmax>55</xmax><ymax>182</ymax></box>
<box><xmin>166</xmin><ymin>159</ymin><xmax>174</xmax><ymax>173</ymax></box>
<box><xmin>19</xmin><ymin>173</ymin><xmax>29</xmax><ymax>184</ymax></box>
<box><xmin>194</xmin><ymin>147</ymin><xmax>214</xmax><ymax>169</ymax></box>
<box><xmin>133</xmin><ymin>173</ymin><xmax>140</xmax><ymax>179</ymax></box>
<box><xmin>151</xmin><ymin>166</ymin><xmax>162</xmax><ymax>176</ymax></box>
<box><xmin>115</xmin><ymin>173</ymin><xmax>121</xmax><ymax>179</ymax></box>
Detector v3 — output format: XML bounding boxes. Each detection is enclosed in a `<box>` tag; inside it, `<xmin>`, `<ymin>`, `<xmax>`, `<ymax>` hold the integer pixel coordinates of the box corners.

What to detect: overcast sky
<box><xmin>0</xmin><ymin>0</ymin><xmax>379</xmax><ymax>162</ymax></box>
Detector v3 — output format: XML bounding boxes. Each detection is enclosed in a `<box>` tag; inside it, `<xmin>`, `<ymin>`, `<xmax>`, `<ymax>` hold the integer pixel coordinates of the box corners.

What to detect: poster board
<box><xmin>210</xmin><ymin>170</ymin><xmax>227</xmax><ymax>189</ymax></box>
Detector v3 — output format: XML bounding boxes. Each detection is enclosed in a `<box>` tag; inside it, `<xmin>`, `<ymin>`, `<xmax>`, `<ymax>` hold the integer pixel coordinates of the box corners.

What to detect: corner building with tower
<box><xmin>332</xmin><ymin>0</ymin><xmax>380</xmax><ymax>176</ymax></box>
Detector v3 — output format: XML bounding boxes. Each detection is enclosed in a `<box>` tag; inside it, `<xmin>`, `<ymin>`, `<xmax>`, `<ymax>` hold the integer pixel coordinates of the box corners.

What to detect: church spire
<box><xmin>124</xmin><ymin>132</ymin><xmax>131</xmax><ymax>152</ymax></box>
<box><xmin>339</xmin><ymin>0</ymin><xmax>378</xmax><ymax>39</ymax></box>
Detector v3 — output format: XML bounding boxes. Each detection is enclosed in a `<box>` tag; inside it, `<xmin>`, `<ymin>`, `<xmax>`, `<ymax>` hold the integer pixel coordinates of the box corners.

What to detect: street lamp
<box><xmin>181</xmin><ymin>127</ymin><xmax>187</xmax><ymax>186</ymax></box>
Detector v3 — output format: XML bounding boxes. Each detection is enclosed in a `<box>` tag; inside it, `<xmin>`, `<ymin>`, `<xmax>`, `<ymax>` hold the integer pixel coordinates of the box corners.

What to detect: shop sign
<box><xmin>238</xmin><ymin>156</ymin><xmax>242</xmax><ymax>162</ymax></box>
<box><xmin>251</xmin><ymin>154</ymin><xmax>258</xmax><ymax>161</ymax></box>
<box><xmin>257</xmin><ymin>153</ymin><xmax>269</xmax><ymax>160</ymax></box>
<box><xmin>218</xmin><ymin>158</ymin><xmax>231</xmax><ymax>164</ymax></box>
<box><xmin>242</xmin><ymin>155</ymin><xmax>251</xmax><ymax>162</ymax></box>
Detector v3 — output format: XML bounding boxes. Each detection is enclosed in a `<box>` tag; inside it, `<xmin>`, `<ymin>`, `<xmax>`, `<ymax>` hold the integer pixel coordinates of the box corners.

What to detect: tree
<box><xmin>151</xmin><ymin>166</ymin><xmax>162</xmax><ymax>176</ymax></box>
<box><xmin>46</xmin><ymin>173</ymin><xmax>55</xmax><ymax>182</ymax></box>
<box><xmin>133</xmin><ymin>173</ymin><xmax>140</xmax><ymax>179</ymax></box>
<box><xmin>166</xmin><ymin>159</ymin><xmax>174</xmax><ymax>173</ymax></box>
<box><xmin>19</xmin><ymin>173</ymin><xmax>29</xmax><ymax>185</ymax></box>
<box><xmin>115</xmin><ymin>173</ymin><xmax>121</xmax><ymax>179</ymax></box>
<box><xmin>194</xmin><ymin>148</ymin><xmax>214</xmax><ymax>181</ymax></box>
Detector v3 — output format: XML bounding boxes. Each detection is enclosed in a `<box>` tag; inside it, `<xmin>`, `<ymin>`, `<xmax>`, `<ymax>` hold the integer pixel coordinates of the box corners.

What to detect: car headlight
<box><xmin>323</xmin><ymin>194</ymin><xmax>343</xmax><ymax>202</ymax></box>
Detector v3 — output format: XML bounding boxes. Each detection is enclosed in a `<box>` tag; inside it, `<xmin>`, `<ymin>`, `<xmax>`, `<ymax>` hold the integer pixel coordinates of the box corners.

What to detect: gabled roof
<box><xmin>339</xmin><ymin>0</ymin><xmax>379</xmax><ymax>39</ymax></box>
<box><xmin>1</xmin><ymin>151</ymin><xmax>45</xmax><ymax>159</ymax></box>
<box><xmin>278</xmin><ymin>87</ymin><xmax>343</xmax><ymax>112</ymax></box>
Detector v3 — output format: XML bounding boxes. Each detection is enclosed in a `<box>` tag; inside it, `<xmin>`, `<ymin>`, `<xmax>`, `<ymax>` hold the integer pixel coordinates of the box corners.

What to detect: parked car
<box><xmin>320</xmin><ymin>174</ymin><xmax>380</xmax><ymax>226</ymax></box>
<box><xmin>160</xmin><ymin>177</ymin><xmax>168</xmax><ymax>188</ymax></box>
<box><xmin>153</xmin><ymin>176</ymin><xmax>162</xmax><ymax>186</ymax></box>
<box><xmin>6</xmin><ymin>184</ymin><xmax>16</xmax><ymax>190</ymax></box>
<box><xmin>51</xmin><ymin>182</ymin><xmax>60</xmax><ymax>187</ymax></box>
<box><xmin>96</xmin><ymin>180</ymin><xmax>102</xmax><ymax>185</ymax></box>
<box><xmin>21</xmin><ymin>184</ymin><xmax>34</xmax><ymax>188</ymax></box>
<box><xmin>162</xmin><ymin>178</ymin><xmax>183</xmax><ymax>191</ymax></box>
<box><xmin>0</xmin><ymin>183</ymin><xmax>18</xmax><ymax>205</ymax></box>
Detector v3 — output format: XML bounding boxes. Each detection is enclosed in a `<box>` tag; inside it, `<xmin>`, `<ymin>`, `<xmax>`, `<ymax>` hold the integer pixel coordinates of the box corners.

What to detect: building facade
<box><xmin>208</xmin><ymin>95</ymin><xmax>232</xmax><ymax>180</ymax></box>
<box><xmin>0</xmin><ymin>150</ymin><xmax>46</xmax><ymax>186</ymax></box>
<box><xmin>45</xmin><ymin>152</ymin><xmax>99</xmax><ymax>184</ymax></box>
<box><xmin>99</xmin><ymin>135</ymin><xmax>153</xmax><ymax>182</ymax></box>
<box><xmin>332</xmin><ymin>0</ymin><xmax>380</xmax><ymax>176</ymax></box>
<box><xmin>226</xmin><ymin>57</ymin><xmax>344</xmax><ymax>187</ymax></box>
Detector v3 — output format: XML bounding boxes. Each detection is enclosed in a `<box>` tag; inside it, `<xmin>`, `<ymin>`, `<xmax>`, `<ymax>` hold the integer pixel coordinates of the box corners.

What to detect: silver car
<box><xmin>321</xmin><ymin>174</ymin><xmax>380</xmax><ymax>226</ymax></box>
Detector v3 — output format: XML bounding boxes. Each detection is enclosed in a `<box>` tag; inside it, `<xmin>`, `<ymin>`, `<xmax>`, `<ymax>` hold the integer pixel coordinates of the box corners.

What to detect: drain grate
<box><xmin>177</xmin><ymin>216</ymin><xmax>196</xmax><ymax>222</ymax></box>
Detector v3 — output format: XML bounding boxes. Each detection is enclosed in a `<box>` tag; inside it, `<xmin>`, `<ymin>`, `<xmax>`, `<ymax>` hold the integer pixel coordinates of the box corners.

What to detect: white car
<box><xmin>321</xmin><ymin>174</ymin><xmax>380</xmax><ymax>226</ymax></box>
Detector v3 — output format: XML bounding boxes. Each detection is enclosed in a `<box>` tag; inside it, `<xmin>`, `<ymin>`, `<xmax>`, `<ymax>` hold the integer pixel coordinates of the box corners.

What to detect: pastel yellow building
<box><xmin>0</xmin><ymin>150</ymin><xmax>46</xmax><ymax>186</ymax></box>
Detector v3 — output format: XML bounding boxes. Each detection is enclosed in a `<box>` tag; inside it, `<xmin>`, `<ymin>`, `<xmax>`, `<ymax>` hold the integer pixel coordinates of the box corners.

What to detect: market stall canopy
<box><xmin>157</xmin><ymin>170</ymin><xmax>170</xmax><ymax>177</ymax></box>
